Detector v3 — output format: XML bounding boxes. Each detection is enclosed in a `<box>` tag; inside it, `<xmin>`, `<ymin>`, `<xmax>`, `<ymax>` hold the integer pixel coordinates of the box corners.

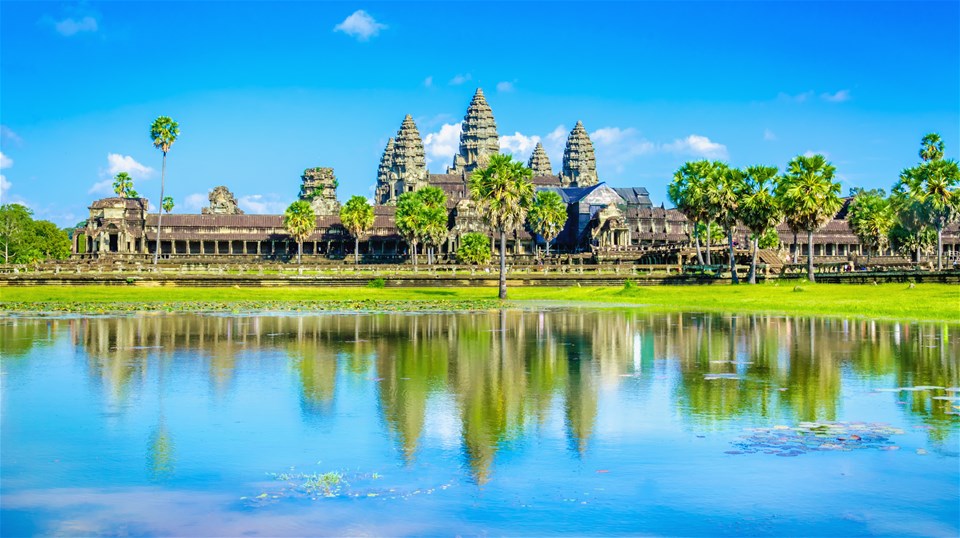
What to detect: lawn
<box><xmin>1</xmin><ymin>282</ymin><xmax>957</xmax><ymax>321</ymax></box>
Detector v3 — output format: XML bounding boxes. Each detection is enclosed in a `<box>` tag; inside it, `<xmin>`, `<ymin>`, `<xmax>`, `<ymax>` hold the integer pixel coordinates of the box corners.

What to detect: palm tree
<box><xmin>283</xmin><ymin>200</ymin><xmax>315</xmax><ymax>265</ymax></box>
<box><xmin>415</xmin><ymin>186</ymin><xmax>448</xmax><ymax>265</ymax></box>
<box><xmin>920</xmin><ymin>133</ymin><xmax>944</xmax><ymax>162</ymax></box>
<box><xmin>527</xmin><ymin>190</ymin><xmax>567</xmax><ymax>257</ymax></box>
<box><xmin>847</xmin><ymin>189</ymin><xmax>894</xmax><ymax>265</ymax></box>
<box><xmin>776</xmin><ymin>154</ymin><xmax>842</xmax><ymax>282</ymax></box>
<box><xmin>161</xmin><ymin>196</ymin><xmax>174</xmax><ymax>214</ymax></box>
<box><xmin>668</xmin><ymin>160</ymin><xmax>712</xmax><ymax>265</ymax></box>
<box><xmin>705</xmin><ymin>163</ymin><xmax>743</xmax><ymax>283</ymax></box>
<box><xmin>150</xmin><ymin>116</ymin><xmax>179</xmax><ymax>265</ymax></box>
<box><xmin>395</xmin><ymin>192</ymin><xmax>425</xmax><ymax>269</ymax></box>
<box><xmin>894</xmin><ymin>158</ymin><xmax>960</xmax><ymax>270</ymax></box>
<box><xmin>469</xmin><ymin>153</ymin><xmax>535</xmax><ymax>300</ymax></box>
<box><xmin>739</xmin><ymin>165</ymin><xmax>781</xmax><ymax>284</ymax></box>
<box><xmin>339</xmin><ymin>195</ymin><xmax>375</xmax><ymax>264</ymax></box>
<box><xmin>112</xmin><ymin>172</ymin><xmax>135</xmax><ymax>198</ymax></box>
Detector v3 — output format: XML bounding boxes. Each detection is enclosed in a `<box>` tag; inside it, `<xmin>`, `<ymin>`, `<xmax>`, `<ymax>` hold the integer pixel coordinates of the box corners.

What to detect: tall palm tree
<box><xmin>527</xmin><ymin>190</ymin><xmax>567</xmax><ymax>257</ymax></box>
<box><xmin>920</xmin><ymin>133</ymin><xmax>944</xmax><ymax>162</ymax></box>
<box><xmin>339</xmin><ymin>195</ymin><xmax>375</xmax><ymax>264</ymax></box>
<box><xmin>395</xmin><ymin>192</ymin><xmax>425</xmax><ymax>269</ymax></box>
<box><xmin>895</xmin><ymin>158</ymin><xmax>960</xmax><ymax>270</ymax></box>
<box><xmin>150</xmin><ymin>116</ymin><xmax>179</xmax><ymax>265</ymax></box>
<box><xmin>668</xmin><ymin>160</ymin><xmax>712</xmax><ymax>265</ymax></box>
<box><xmin>283</xmin><ymin>200</ymin><xmax>315</xmax><ymax>265</ymax></box>
<box><xmin>415</xmin><ymin>186</ymin><xmax>448</xmax><ymax>265</ymax></box>
<box><xmin>739</xmin><ymin>165</ymin><xmax>781</xmax><ymax>284</ymax></box>
<box><xmin>776</xmin><ymin>154</ymin><xmax>842</xmax><ymax>282</ymax></box>
<box><xmin>705</xmin><ymin>163</ymin><xmax>743</xmax><ymax>283</ymax></box>
<box><xmin>112</xmin><ymin>172</ymin><xmax>135</xmax><ymax>198</ymax></box>
<box><xmin>469</xmin><ymin>154</ymin><xmax>534</xmax><ymax>300</ymax></box>
<box><xmin>847</xmin><ymin>189</ymin><xmax>894</xmax><ymax>265</ymax></box>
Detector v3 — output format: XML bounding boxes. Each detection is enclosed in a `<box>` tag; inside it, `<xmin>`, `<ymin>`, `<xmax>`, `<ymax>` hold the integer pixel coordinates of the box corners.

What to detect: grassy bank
<box><xmin>1</xmin><ymin>282</ymin><xmax>957</xmax><ymax>321</ymax></box>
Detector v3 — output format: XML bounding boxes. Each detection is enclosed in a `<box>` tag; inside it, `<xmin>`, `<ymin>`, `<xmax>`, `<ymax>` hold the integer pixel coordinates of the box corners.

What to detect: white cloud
<box><xmin>763</xmin><ymin>129</ymin><xmax>777</xmax><ymax>141</ymax></box>
<box><xmin>590</xmin><ymin>127</ymin><xmax>657</xmax><ymax>173</ymax></box>
<box><xmin>422</xmin><ymin>123</ymin><xmax>462</xmax><ymax>168</ymax></box>
<box><xmin>0</xmin><ymin>151</ymin><xmax>12</xmax><ymax>169</ymax></box>
<box><xmin>821</xmin><ymin>89</ymin><xmax>851</xmax><ymax>103</ymax></box>
<box><xmin>500</xmin><ymin>132</ymin><xmax>540</xmax><ymax>159</ymax></box>
<box><xmin>423</xmin><ymin>76</ymin><xmax>433</xmax><ymax>88</ymax></box>
<box><xmin>333</xmin><ymin>10</ymin><xmax>386</xmax><ymax>41</ymax></box>
<box><xmin>238</xmin><ymin>194</ymin><xmax>287</xmax><ymax>214</ymax></box>
<box><xmin>53</xmin><ymin>16</ymin><xmax>98</xmax><ymax>36</ymax></box>
<box><xmin>803</xmin><ymin>150</ymin><xmax>830</xmax><ymax>158</ymax></box>
<box><xmin>88</xmin><ymin>179</ymin><xmax>113</xmax><ymax>195</ymax></box>
<box><xmin>183</xmin><ymin>193</ymin><xmax>208</xmax><ymax>212</ymax></box>
<box><xmin>0</xmin><ymin>175</ymin><xmax>10</xmax><ymax>200</ymax></box>
<box><xmin>777</xmin><ymin>91</ymin><xmax>815</xmax><ymax>103</ymax></box>
<box><xmin>662</xmin><ymin>134</ymin><xmax>728</xmax><ymax>159</ymax></box>
<box><xmin>496</xmin><ymin>81</ymin><xmax>515</xmax><ymax>93</ymax></box>
<box><xmin>0</xmin><ymin>125</ymin><xmax>22</xmax><ymax>145</ymax></box>
<box><xmin>449</xmin><ymin>73</ymin><xmax>471</xmax><ymax>85</ymax></box>
<box><xmin>106</xmin><ymin>153</ymin><xmax>155</xmax><ymax>180</ymax></box>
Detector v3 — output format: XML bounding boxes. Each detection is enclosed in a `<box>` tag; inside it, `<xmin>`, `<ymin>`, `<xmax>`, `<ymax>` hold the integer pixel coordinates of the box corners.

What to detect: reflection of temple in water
<box><xmin>7</xmin><ymin>310</ymin><xmax>952</xmax><ymax>484</ymax></box>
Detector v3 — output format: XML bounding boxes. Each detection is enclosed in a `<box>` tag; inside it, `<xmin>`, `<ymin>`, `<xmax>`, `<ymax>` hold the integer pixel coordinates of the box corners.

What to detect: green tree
<box><xmin>0</xmin><ymin>205</ymin><xmax>70</xmax><ymax>263</ymax></box>
<box><xmin>150</xmin><ymin>116</ymin><xmax>180</xmax><ymax>265</ymax></box>
<box><xmin>527</xmin><ymin>190</ymin><xmax>567</xmax><ymax>257</ymax></box>
<box><xmin>457</xmin><ymin>232</ymin><xmax>492</xmax><ymax>265</ymax></box>
<box><xmin>888</xmin><ymin>197</ymin><xmax>935</xmax><ymax>261</ymax></box>
<box><xmin>28</xmin><ymin>220</ymin><xmax>72</xmax><ymax>261</ymax></box>
<box><xmin>705</xmin><ymin>163</ymin><xmax>744</xmax><ymax>283</ymax></box>
<box><xmin>0</xmin><ymin>203</ymin><xmax>31</xmax><ymax>264</ymax></box>
<box><xmin>112</xmin><ymin>172</ymin><xmax>135</xmax><ymax>198</ymax></box>
<box><xmin>415</xmin><ymin>186</ymin><xmax>449</xmax><ymax>265</ymax></box>
<box><xmin>161</xmin><ymin>196</ymin><xmax>174</xmax><ymax>214</ymax></box>
<box><xmin>776</xmin><ymin>154</ymin><xmax>842</xmax><ymax>282</ymax></box>
<box><xmin>283</xmin><ymin>200</ymin><xmax>315</xmax><ymax>265</ymax></box>
<box><xmin>894</xmin><ymin>137</ymin><xmax>959</xmax><ymax>270</ymax></box>
<box><xmin>847</xmin><ymin>188</ymin><xmax>894</xmax><ymax>264</ymax></box>
<box><xmin>469</xmin><ymin>154</ymin><xmax>535</xmax><ymax>300</ymax></box>
<box><xmin>339</xmin><ymin>195</ymin><xmax>375</xmax><ymax>264</ymax></box>
<box><xmin>668</xmin><ymin>160</ymin><xmax>712</xmax><ymax>265</ymax></box>
<box><xmin>739</xmin><ymin>165</ymin><xmax>782</xmax><ymax>284</ymax></box>
<box><xmin>395</xmin><ymin>192</ymin><xmax>426</xmax><ymax>269</ymax></box>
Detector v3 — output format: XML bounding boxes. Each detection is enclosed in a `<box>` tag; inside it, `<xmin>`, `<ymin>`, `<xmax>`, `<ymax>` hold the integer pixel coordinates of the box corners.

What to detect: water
<box><xmin>1</xmin><ymin>309</ymin><xmax>958</xmax><ymax>536</ymax></box>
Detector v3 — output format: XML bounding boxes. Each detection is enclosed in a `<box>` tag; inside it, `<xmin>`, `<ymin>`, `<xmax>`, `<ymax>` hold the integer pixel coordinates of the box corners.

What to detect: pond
<box><xmin>1</xmin><ymin>309</ymin><xmax>958</xmax><ymax>536</ymax></box>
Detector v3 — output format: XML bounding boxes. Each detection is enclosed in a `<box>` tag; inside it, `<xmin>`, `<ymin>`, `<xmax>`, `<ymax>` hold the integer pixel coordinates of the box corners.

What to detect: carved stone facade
<box><xmin>448</xmin><ymin>88</ymin><xmax>500</xmax><ymax>175</ymax></box>
<box><xmin>561</xmin><ymin>121</ymin><xmax>598</xmax><ymax>187</ymax></box>
<box><xmin>375</xmin><ymin>115</ymin><xmax>428</xmax><ymax>204</ymax></box>
<box><xmin>527</xmin><ymin>142</ymin><xmax>553</xmax><ymax>176</ymax></box>
<box><xmin>79</xmin><ymin>197</ymin><xmax>149</xmax><ymax>254</ymax></box>
<box><xmin>299</xmin><ymin>167</ymin><xmax>341</xmax><ymax>216</ymax></box>
<box><xmin>202</xmin><ymin>186</ymin><xmax>244</xmax><ymax>215</ymax></box>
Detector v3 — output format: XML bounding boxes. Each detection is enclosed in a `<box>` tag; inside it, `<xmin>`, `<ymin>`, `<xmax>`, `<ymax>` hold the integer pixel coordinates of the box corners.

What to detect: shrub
<box><xmin>623</xmin><ymin>279</ymin><xmax>637</xmax><ymax>291</ymax></box>
<box><xmin>367</xmin><ymin>278</ymin><xmax>386</xmax><ymax>289</ymax></box>
<box><xmin>457</xmin><ymin>233</ymin><xmax>492</xmax><ymax>265</ymax></box>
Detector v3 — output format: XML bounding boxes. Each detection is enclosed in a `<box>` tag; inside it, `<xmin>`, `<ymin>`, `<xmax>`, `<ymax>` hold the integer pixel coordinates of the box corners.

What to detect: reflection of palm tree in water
<box><xmin>148</xmin><ymin>350</ymin><xmax>175</xmax><ymax>480</ymax></box>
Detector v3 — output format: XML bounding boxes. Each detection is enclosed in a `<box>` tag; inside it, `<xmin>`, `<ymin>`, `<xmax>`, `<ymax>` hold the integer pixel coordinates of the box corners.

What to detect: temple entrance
<box><xmin>109</xmin><ymin>234</ymin><xmax>119</xmax><ymax>253</ymax></box>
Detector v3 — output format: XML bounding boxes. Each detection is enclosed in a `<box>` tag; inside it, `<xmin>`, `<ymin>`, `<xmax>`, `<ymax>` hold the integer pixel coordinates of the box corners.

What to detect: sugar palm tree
<box><xmin>395</xmin><ymin>192</ymin><xmax>425</xmax><ymax>269</ymax></box>
<box><xmin>112</xmin><ymin>172</ymin><xmax>135</xmax><ymax>198</ymax></box>
<box><xmin>527</xmin><ymin>190</ymin><xmax>567</xmax><ymax>257</ymax></box>
<box><xmin>705</xmin><ymin>163</ymin><xmax>743</xmax><ymax>283</ymax></box>
<box><xmin>339</xmin><ymin>195</ymin><xmax>375</xmax><ymax>264</ymax></box>
<box><xmin>668</xmin><ymin>160</ymin><xmax>712</xmax><ymax>265</ymax></box>
<box><xmin>415</xmin><ymin>186</ymin><xmax>448</xmax><ymax>265</ymax></box>
<box><xmin>283</xmin><ymin>200</ymin><xmax>315</xmax><ymax>265</ymax></box>
<box><xmin>894</xmin><ymin>157</ymin><xmax>960</xmax><ymax>270</ymax></box>
<box><xmin>161</xmin><ymin>196</ymin><xmax>174</xmax><ymax>214</ymax></box>
<box><xmin>150</xmin><ymin>116</ymin><xmax>179</xmax><ymax>264</ymax></box>
<box><xmin>738</xmin><ymin>165</ymin><xmax>781</xmax><ymax>284</ymax></box>
<box><xmin>469</xmin><ymin>153</ymin><xmax>534</xmax><ymax>300</ymax></box>
<box><xmin>847</xmin><ymin>188</ymin><xmax>894</xmax><ymax>265</ymax></box>
<box><xmin>776</xmin><ymin>154</ymin><xmax>842</xmax><ymax>282</ymax></box>
<box><xmin>920</xmin><ymin>132</ymin><xmax>944</xmax><ymax>162</ymax></box>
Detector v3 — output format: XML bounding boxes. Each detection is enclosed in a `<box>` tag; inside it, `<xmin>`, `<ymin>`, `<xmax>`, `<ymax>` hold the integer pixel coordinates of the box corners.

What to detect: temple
<box><xmin>75</xmin><ymin>89</ymin><xmax>960</xmax><ymax>265</ymax></box>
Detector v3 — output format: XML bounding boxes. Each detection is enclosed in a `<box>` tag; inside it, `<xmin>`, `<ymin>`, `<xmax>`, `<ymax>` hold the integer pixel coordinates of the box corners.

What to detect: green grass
<box><xmin>1</xmin><ymin>282</ymin><xmax>957</xmax><ymax>321</ymax></box>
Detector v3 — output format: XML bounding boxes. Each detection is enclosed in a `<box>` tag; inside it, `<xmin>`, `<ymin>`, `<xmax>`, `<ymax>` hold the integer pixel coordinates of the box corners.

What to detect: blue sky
<box><xmin>1</xmin><ymin>0</ymin><xmax>957</xmax><ymax>226</ymax></box>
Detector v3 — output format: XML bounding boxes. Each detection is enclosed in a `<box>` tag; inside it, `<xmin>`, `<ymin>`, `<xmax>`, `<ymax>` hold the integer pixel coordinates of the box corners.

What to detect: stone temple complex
<box><xmin>75</xmin><ymin>88</ymin><xmax>960</xmax><ymax>264</ymax></box>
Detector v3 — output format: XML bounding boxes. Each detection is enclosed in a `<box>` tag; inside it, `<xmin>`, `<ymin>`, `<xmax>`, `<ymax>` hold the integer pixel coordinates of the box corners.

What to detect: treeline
<box><xmin>0</xmin><ymin>204</ymin><xmax>72</xmax><ymax>264</ymax></box>
<box><xmin>669</xmin><ymin>133</ymin><xmax>959</xmax><ymax>283</ymax></box>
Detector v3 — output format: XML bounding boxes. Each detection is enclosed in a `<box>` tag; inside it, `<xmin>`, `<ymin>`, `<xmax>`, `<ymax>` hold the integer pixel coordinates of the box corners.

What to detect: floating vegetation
<box><xmin>727</xmin><ymin>422</ymin><xmax>906</xmax><ymax>457</ymax></box>
<box><xmin>242</xmin><ymin>467</ymin><xmax>454</xmax><ymax>506</ymax></box>
<box><xmin>0</xmin><ymin>299</ymin><xmax>500</xmax><ymax>315</ymax></box>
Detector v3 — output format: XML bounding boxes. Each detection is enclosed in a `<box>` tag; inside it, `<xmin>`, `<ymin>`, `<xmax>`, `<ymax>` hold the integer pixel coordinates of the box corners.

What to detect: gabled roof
<box><xmin>611</xmin><ymin>187</ymin><xmax>652</xmax><ymax>207</ymax></box>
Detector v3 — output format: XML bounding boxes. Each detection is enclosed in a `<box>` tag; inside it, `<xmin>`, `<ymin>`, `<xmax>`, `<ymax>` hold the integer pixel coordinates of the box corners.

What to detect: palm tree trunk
<box><xmin>411</xmin><ymin>240</ymin><xmax>418</xmax><ymax>269</ymax></box>
<box><xmin>807</xmin><ymin>229</ymin><xmax>815</xmax><ymax>283</ymax></box>
<box><xmin>354</xmin><ymin>237</ymin><xmax>360</xmax><ymax>265</ymax></box>
<box><xmin>792</xmin><ymin>232</ymin><xmax>798</xmax><ymax>264</ymax></box>
<box><xmin>705</xmin><ymin>221</ymin><xmax>712</xmax><ymax>265</ymax></box>
<box><xmin>545</xmin><ymin>238</ymin><xmax>550</xmax><ymax>257</ymax></box>
<box><xmin>749</xmin><ymin>236</ymin><xmax>759</xmax><ymax>284</ymax></box>
<box><xmin>694</xmin><ymin>225</ymin><xmax>704</xmax><ymax>265</ymax></box>
<box><xmin>728</xmin><ymin>228</ymin><xmax>738</xmax><ymax>284</ymax></box>
<box><xmin>297</xmin><ymin>240</ymin><xmax>302</xmax><ymax>265</ymax></box>
<box><xmin>936</xmin><ymin>225</ymin><xmax>943</xmax><ymax>271</ymax></box>
<box><xmin>499</xmin><ymin>230</ymin><xmax>507</xmax><ymax>300</ymax></box>
<box><xmin>153</xmin><ymin>152</ymin><xmax>167</xmax><ymax>265</ymax></box>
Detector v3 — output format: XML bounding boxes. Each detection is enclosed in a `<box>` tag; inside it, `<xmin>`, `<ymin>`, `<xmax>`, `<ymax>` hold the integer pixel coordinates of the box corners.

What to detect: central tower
<box><xmin>448</xmin><ymin>88</ymin><xmax>500</xmax><ymax>175</ymax></box>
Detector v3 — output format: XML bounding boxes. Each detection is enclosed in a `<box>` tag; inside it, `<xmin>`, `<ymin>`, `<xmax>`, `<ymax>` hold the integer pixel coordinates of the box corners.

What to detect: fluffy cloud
<box><xmin>422</xmin><ymin>123</ymin><xmax>462</xmax><ymax>168</ymax></box>
<box><xmin>777</xmin><ymin>91</ymin><xmax>815</xmax><ymax>104</ymax></box>
<box><xmin>0</xmin><ymin>125</ymin><xmax>21</xmax><ymax>145</ymax></box>
<box><xmin>0</xmin><ymin>151</ymin><xmax>12</xmax><ymax>170</ymax></box>
<box><xmin>449</xmin><ymin>74</ymin><xmax>471</xmax><ymax>86</ymax></box>
<box><xmin>496</xmin><ymin>81</ymin><xmax>515</xmax><ymax>93</ymax></box>
<box><xmin>183</xmin><ymin>193</ymin><xmax>208</xmax><ymax>212</ymax></box>
<box><xmin>662</xmin><ymin>135</ymin><xmax>728</xmax><ymax>159</ymax></box>
<box><xmin>803</xmin><ymin>150</ymin><xmax>830</xmax><ymax>158</ymax></box>
<box><xmin>54</xmin><ymin>16</ymin><xmax>98</xmax><ymax>36</ymax></box>
<box><xmin>499</xmin><ymin>132</ymin><xmax>540</xmax><ymax>159</ymax></box>
<box><xmin>238</xmin><ymin>194</ymin><xmax>287</xmax><ymax>215</ymax></box>
<box><xmin>821</xmin><ymin>89</ymin><xmax>851</xmax><ymax>103</ymax></box>
<box><xmin>333</xmin><ymin>10</ymin><xmax>386</xmax><ymax>41</ymax></box>
<box><xmin>0</xmin><ymin>151</ymin><xmax>11</xmax><ymax>203</ymax></box>
<box><xmin>106</xmin><ymin>153</ymin><xmax>155</xmax><ymax>179</ymax></box>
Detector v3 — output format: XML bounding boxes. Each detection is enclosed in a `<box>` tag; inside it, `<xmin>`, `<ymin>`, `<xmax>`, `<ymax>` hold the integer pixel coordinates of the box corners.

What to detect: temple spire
<box><xmin>374</xmin><ymin>137</ymin><xmax>396</xmax><ymax>204</ymax></box>
<box><xmin>561</xmin><ymin>120</ymin><xmax>598</xmax><ymax>187</ymax></box>
<box><xmin>527</xmin><ymin>142</ymin><xmax>553</xmax><ymax>176</ymax></box>
<box><xmin>449</xmin><ymin>88</ymin><xmax>500</xmax><ymax>174</ymax></box>
<box><xmin>392</xmin><ymin>115</ymin><xmax>427</xmax><ymax>192</ymax></box>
